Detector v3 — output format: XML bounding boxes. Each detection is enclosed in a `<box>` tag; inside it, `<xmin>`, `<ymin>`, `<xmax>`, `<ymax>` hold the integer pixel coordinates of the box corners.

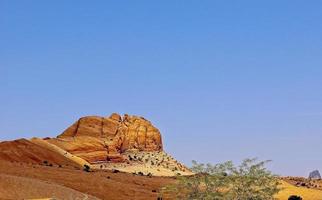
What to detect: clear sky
<box><xmin>1</xmin><ymin>1</ymin><xmax>322</xmax><ymax>176</ymax></box>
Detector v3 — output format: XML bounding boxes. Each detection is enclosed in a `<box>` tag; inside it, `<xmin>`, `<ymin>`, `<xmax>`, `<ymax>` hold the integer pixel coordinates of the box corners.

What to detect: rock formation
<box><xmin>309</xmin><ymin>170</ymin><xmax>321</xmax><ymax>180</ymax></box>
<box><xmin>0</xmin><ymin>113</ymin><xmax>192</xmax><ymax>176</ymax></box>
<box><xmin>48</xmin><ymin>113</ymin><xmax>163</xmax><ymax>163</ymax></box>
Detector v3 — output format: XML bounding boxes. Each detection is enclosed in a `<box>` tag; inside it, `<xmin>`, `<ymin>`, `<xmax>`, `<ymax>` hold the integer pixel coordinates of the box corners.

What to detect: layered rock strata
<box><xmin>48</xmin><ymin>113</ymin><xmax>163</xmax><ymax>163</ymax></box>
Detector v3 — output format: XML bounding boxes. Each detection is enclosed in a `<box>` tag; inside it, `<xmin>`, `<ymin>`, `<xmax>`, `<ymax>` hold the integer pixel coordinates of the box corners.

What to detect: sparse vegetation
<box><xmin>94</xmin><ymin>151</ymin><xmax>192</xmax><ymax>177</ymax></box>
<box><xmin>161</xmin><ymin>158</ymin><xmax>281</xmax><ymax>200</ymax></box>
<box><xmin>83</xmin><ymin>164</ymin><xmax>91</xmax><ymax>172</ymax></box>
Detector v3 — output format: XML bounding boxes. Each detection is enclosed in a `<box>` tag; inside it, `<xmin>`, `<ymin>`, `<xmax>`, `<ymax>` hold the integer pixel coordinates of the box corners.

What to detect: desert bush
<box><xmin>288</xmin><ymin>195</ymin><xmax>302</xmax><ymax>200</ymax></box>
<box><xmin>161</xmin><ymin>158</ymin><xmax>281</xmax><ymax>200</ymax></box>
<box><xmin>128</xmin><ymin>155</ymin><xmax>133</xmax><ymax>161</ymax></box>
<box><xmin>83</xmin><ymin>164</ymin><xmax>91</xmax><ymax>172</ymax></box>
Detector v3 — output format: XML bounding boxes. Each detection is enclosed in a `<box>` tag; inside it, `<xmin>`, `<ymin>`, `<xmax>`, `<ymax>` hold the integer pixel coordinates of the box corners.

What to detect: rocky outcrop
<box><xmin>309</xmin><ymin>170</ymin><xmax>321</xmax><ymax>180</ymax></box>
<box><xmin>0</xmin><ymin>113</ymin><xmax>192</xmax><ymax>176</ymax></box>
<box><xmin>51</xmin><ymin>113</ymin><xmax>163</xmax><ymax>163</ymax></box>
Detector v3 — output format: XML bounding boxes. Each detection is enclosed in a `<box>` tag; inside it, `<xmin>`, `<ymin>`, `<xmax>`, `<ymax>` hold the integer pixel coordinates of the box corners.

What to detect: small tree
<box><xmin>161</xmin><ymin>158</ymin><xmax>281</xmax><ymax>200</ymax></box>
<box><xmin>225</xmin><ymin>158</ymin><xmax>281</xmax><ymax>200</ymax></box>
<box><xmin>162</xmin><ymin>160</ymin><xmax>230</xmax><ymax>200</ymax></box>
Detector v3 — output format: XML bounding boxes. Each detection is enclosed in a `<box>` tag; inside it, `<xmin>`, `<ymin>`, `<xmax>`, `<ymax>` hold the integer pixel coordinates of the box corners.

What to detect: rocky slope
<box><xmin>0</xmin><ymin>113</ymin><xmax>191</xmax><ymax>176</ymax></box>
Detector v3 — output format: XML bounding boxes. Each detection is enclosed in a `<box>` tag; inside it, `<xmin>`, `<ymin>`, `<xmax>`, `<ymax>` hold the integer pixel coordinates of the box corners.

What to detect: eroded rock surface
<box><xmin>50</xmin><ymin>113</ymin><xmax>163</xmax><ymax>163</ymax></box>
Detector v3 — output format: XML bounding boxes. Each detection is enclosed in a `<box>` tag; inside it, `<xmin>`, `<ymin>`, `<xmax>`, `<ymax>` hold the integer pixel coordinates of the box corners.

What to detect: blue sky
<box><xmin>1</xmin><ymin>1</ymin><xmax>322</xmax><ymax>176</ymax></box>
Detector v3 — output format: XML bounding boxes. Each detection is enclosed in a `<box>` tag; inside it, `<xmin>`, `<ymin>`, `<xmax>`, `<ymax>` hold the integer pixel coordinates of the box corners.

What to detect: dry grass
<box><xmin>276</xmin><ymin>181</ymin><xmax>322</xmax><ymax>200</ymax></box>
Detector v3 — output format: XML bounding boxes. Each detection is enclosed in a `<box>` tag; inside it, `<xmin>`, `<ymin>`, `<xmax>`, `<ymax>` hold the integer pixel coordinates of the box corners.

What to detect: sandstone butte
<box><xmin>47</xmin><ymin>113</ymin><xmax>163</xmax><ymax>163</ymax></box>
<box><xmin>0</xmin><ymin>113</ymin><xmax>191</xmax><ymax>176</ymax></box>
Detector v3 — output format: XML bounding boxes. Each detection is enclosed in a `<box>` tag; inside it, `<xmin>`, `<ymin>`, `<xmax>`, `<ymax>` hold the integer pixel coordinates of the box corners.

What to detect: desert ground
<box><xmin>1</xmin><ymin>160</ymin><xmax>322</xmax><ymax>200</ymax></box>
<box><xmin>276</xmin><ymin>181</ymin><xmax>322</xmax><ymax>200</ymax></box>
<box><xmin>0</xmin><ymin>160</ymin><xmax>172</xmax><ymax>200</ymax></box>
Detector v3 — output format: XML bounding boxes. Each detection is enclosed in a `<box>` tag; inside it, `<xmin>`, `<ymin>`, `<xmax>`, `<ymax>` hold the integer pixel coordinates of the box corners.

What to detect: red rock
<box><xmin>53</xmin><ymin>113</ymin><xmax>163</xmax><ymax>163</ymax></box>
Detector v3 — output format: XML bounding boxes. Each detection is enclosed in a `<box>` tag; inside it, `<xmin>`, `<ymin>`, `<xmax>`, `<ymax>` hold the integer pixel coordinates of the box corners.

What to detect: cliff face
<box><xmin>51</xmin><ymin>113</ymin><xmax>163</xmax><ymax>163</ymax></box>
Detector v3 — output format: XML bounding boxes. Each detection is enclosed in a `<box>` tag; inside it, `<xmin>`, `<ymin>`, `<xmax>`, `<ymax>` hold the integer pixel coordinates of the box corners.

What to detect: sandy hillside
<box><xmin>30</xmin><ymin>137</ymin><xmax>91</xmax><ymax>168</ymax></box>
<box><xmin>0</xmin><ymin>139</ymin><xmax>78</xmax><ymax>167</ymax></box>
<box><xmin>276</xmin><ymin>181</ymin><xmax>322</xmax><ymax>200</ymax></box>
<box><xmin>0</xmin><ymin>173</ymin><xmax>99</xmax><ymax>200</ymax></box>
<box><xmin>0</xmin><ymin>161</ymin><xmax>173</xmax><ymax>200</ymax></box>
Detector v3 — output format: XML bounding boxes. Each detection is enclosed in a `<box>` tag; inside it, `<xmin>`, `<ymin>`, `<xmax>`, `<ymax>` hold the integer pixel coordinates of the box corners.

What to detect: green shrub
<box><xmin>161</xmin><ymin>158</ymin><xmax>281</xmax><ymax>200</ymax></box>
